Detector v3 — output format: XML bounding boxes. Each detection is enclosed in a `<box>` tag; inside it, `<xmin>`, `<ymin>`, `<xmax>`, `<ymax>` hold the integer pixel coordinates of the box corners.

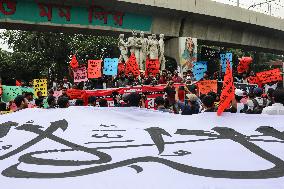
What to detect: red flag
<box><xmin>70</xmin><ymin>55</ymin><xmax>79</xmax><ymax>69</ymax></box>
<box><xmin>217</xmin><ymin>60</ymin><xmax>235</xmax><ymax>116</ymax></box>
<box><xmin>16</xmin><ymin>80</ymin><xmax>22</xmax><ymax>86</ymax></box>
<box><xmin>125</xmin><ymin>53</ymin><xmax>140</xmax><ymax>77</ymax></box>
<box><xmin>237</xmin><ymin>57</ymin><xmax>253</xmax><ymax>74</ymax></box>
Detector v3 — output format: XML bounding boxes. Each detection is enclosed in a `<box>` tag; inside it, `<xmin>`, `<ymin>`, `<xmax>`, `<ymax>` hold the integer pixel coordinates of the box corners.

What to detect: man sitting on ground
<box><xmin>88</xmin><ymin>96</ymin><xmax>97</xmax><ymax>107</ymax></box>
<box><xmin>47</xmin><ymin>96</ymin><xmax>56</xmax><ymax>109</ymax></box>
<box><xmin>99</xmin><ymin>99</ymin><xmax>108</xmax><ymax>107</ymax></box>
<box><xmin>155</xmin><ymin>96</ymin><xmax>172</xmax><ymax>113</ymax></box>
<box><xmin>57</xmin><ymin>97</ymin><xmax>69</xmax><ymax>108</ymax></box>
<box><xmin>75</xmin><ymin>99</ymin><xmax>84</xmax><ymax>106</ymax></box>
<box><xmin>201</xmin><ymin>95</ymin><xmax>216</xmax><ymax>112</ymax></box>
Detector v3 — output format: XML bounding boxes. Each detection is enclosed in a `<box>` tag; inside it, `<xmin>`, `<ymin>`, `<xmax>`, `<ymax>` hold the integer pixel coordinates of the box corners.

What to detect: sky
<box><xmin>0</xmin><ymin>30</ymin><xmax>12</xmax><ymax>52</ymax></box>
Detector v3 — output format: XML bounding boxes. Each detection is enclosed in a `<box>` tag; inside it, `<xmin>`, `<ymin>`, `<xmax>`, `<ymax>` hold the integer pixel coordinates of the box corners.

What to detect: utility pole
<box><xmin>237</xmin><ymin>0</ymin><xmax>240</xmax><ymax>7</ymax></box>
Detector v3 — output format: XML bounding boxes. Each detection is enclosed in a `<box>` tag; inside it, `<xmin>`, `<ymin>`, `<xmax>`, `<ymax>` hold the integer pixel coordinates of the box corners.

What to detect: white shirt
<box><xmin>237</xmin><ymin>103</ymin><xmax>244</xmax><ymax>113</ymax></box>
<box><xmin>264</xmin><ymin>83</ymin><xmax>277</xmax><ymax>93</ymax></box>
<box><xmin>262</xmin><ymin>103</ymin><xmax>284</xmax><ymax>115</ymax></box>
<box><xmin>247</xmin><ymin>97</ymin><xmax>266</xmax><ymax>110</ymax></box>
<box><xmin>63</xmin><ymin>82</ymin><xmax>72</xmax><ymax>89</ymax></box>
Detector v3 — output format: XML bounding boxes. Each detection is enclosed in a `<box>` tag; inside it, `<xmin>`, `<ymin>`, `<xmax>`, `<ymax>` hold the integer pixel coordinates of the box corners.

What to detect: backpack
<box><xmin>246</xmin><ymin>98</ymin><xmax>267</xmax><ymax>114</ymax></box>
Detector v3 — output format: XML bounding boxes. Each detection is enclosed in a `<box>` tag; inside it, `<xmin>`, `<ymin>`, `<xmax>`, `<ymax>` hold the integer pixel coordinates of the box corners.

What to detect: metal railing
<box><xmin>211</xmin><ymin>0</ymin><xmax>284</xmax><ymax>19</ymax></box>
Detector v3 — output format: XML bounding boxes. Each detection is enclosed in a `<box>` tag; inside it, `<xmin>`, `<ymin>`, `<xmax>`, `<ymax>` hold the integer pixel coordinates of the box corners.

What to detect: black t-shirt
<box><xmin>164</xmin><ymin>86</ymin><xmax>176</xmax><ymax>104</ymax></box>
<box><xmin>182</xmin><ymin>105</ymin><xmax>200</xmax><ymax>115</ymax></box>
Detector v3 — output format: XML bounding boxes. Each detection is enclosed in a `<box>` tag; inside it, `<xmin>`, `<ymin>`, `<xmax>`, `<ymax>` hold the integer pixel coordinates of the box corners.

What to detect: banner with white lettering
<box><xmin>0</xmin><ymin>108</ymin><xmax>284</xmax><ymax>189</ymax></box>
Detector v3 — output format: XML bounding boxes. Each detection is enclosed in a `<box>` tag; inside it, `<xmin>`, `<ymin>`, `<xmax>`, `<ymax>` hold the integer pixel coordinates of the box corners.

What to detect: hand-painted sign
<box><xmin>0</xmin><ymin>1</ymin><xmax>152</xmax><ymax>32</ymax></box>
<box><xmin>0</xmin><ymin>108</ymin><xmax>284</xmax><ymax>189</ymax></box>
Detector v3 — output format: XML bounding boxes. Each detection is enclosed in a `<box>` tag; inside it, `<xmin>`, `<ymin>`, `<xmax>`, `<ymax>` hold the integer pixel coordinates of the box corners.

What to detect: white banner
<box><xmin>0</xmin><ymin>107</ymin><xmax>284</xmax><ymax>189</ymax></box>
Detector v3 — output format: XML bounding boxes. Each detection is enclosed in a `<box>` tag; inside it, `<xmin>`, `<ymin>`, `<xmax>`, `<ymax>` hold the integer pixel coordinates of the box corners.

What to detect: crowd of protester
<box><xmin>1</xmin><ymin>68</ymin><xmax>284</xmax><ymax>115</ymax></box>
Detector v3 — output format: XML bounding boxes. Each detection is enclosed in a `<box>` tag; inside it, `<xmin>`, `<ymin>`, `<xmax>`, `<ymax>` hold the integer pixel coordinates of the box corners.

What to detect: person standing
<box><xmin>115</xmin><ymin>72</ymin><xmax>129</xmax><ymax>88</ymax></box>
<box><xmin>62</xmin><ymin>77</ymin><xmax>72</xmax><ymax>89</ymax></box>
<box><xmin>164</xmin><ymin>81</ymin><xmax>176</xmax><ymax>108</ymax></box>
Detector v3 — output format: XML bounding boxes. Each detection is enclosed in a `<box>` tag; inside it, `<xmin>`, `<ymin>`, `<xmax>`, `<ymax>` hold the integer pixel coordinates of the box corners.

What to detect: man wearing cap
<box><xmin>175</xmin><ymin>88</ymin><xmax>200</xmax><ymax>115</ymax></box>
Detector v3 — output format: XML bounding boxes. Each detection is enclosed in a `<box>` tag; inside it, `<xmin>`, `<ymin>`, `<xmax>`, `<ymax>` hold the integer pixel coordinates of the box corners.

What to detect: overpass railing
<box><xmin>211</xmin><ymin>0</ymin><xmax>284</xmax><ymax>19</ymax></box>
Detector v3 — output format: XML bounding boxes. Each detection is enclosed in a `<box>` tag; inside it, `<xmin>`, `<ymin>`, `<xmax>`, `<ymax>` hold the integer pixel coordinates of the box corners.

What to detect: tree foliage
<box><xmin>0</xmin><ymin>30</ymin><xmax>118</xmax><ymax>83</ymax></box>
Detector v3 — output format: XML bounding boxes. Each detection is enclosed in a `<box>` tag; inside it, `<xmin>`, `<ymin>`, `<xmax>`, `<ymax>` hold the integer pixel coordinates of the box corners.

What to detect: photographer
<box><xmin>164</xmin><ymin>80</ymin><xmax>176</xmax><ymax>109</ymax></box>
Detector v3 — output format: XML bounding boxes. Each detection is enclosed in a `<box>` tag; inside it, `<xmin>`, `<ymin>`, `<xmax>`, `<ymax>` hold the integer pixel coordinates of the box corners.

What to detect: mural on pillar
<box><xmin>0</xmin><ymin>0</ymin><xmax>152</xmax><ymax>32</ymax></box>
<box><xmin>179</xmin><ymin>37</ymin><xmax>198</xmax><ymax>72</ymax></box>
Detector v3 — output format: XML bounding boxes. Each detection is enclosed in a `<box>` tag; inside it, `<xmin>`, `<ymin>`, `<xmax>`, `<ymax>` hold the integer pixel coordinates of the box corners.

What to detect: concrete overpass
<box><xmin>1</xmin><ymin>0</ymin><xmax>284</xmax><ymax>55</ymax></box>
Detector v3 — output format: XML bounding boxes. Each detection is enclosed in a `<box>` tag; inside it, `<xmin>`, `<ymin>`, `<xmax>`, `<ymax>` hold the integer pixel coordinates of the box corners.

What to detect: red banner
<box><xmin>247</xmin><ymin>76</ymin><xmax>261</xmax><ymax>87</ymax></box>
<box><xmin>145</xmin><ymin>94</ymin><xmax>164</xmax><ymax>109</ymax></box>
<box><xmin>256</xmin><ymin>68</ymin><xmax>283</xmax><ymax>84</ymax></box>
<box><xmin>67</xmin><ymin>89</ymin><xmax>85</xmax><ymax>100</ymax></box>
<box><xmin>67</xmin><ymin>84</ymin><xmax>184</xmax><ymax>108</ymax></box>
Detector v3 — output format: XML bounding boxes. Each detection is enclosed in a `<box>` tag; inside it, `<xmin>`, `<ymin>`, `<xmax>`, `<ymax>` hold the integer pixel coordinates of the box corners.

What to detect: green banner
<box><xmin>0</xmin><ymin>1</ymin><xmax>152</xmax><ymax>32</ymax></box>
<box><xmin>1</xmin><ymin>85</ymin><xmax>34</xmax><ymax>102</ymax></box>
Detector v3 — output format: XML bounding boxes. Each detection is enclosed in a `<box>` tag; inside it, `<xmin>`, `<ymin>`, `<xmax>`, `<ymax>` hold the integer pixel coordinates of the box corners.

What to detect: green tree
<box><xmin>0</xmin><ymin>30</ymin><xmax>118</xmax><ymax>83</ymax></box>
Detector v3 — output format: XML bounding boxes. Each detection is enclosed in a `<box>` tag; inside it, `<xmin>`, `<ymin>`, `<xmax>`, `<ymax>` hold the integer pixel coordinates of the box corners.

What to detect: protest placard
<box><xmin>33</xmin><ymin>79</ymin><xmax>47</xmax><ymax>97</ymax></box>
<box><xmin>88</xmin><ymin>60</ymin><xmax>102</xmax><ymax>79</ymax></box>
<box><xmin>53</xmin><ymin>91</ymin><xmax>63</xmax><ymax>99</ymax></box>
<box><xmin>103</xmin><ymin>58</ymin><xmax>119</xmax><ymax>76</ymax></box>
<box><xmin>220</xmin><ymin>53</ymin><xmax>233</xmax><ymax>73</ymax></box>
<box><xmin>197</xmin><ymin>80</ymin><xmax>217</xmax><ymax>95</ymax></box>
<box><xmin>73</xmin><ymin>66</ymin><xmax>88</xmax><ymax>83</ymax></box>
<box><xmin>145</xmin><ymin>59</ymin><xmax>160</xmax><ymax>76</ymax></box>
<box><xmin>125</xmin><ymin>54</ymin><xmax>140</xmax><ymax>76</ymax></box>
<box><xmin>193</xmin><ymin>61</ymin><xmax>207</xmax><ymax>81</ymax></box>
<box><xmin>1</xmin><ymin>108</ymin><xmax>284</xmax><ymax>189</ymax></box>
<box><xmin>1</xmin><ymin>86</ymin><xmax>33</xmax><ymax>102</ymax></box>
<box><xmin>256</xmin><ymin>68</ymin><xmax>283</xmax><ymax>84</ymax></box>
